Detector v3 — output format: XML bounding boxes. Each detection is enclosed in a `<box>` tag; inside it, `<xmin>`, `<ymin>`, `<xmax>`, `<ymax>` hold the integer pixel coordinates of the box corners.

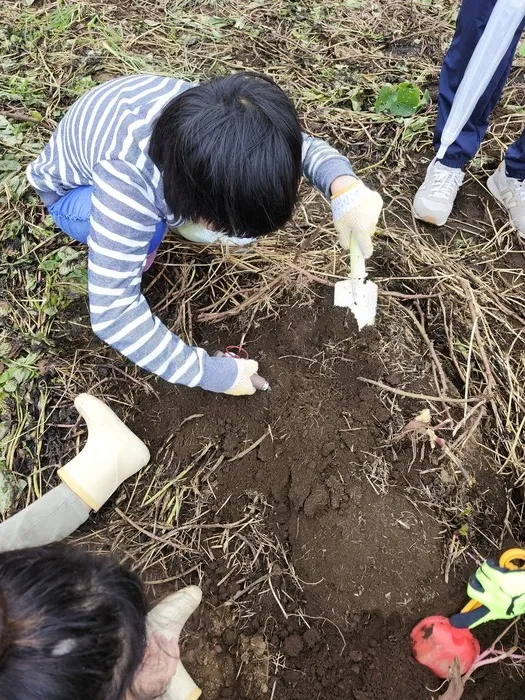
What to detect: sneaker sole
<box><xmin>412</xmin><ymin>208</ymin><xmax>447</xmax><ymax>227</ymax></box>
<box><xmin>487</xmin><ymin>174</ymin><xmax>525</xmax><ymax>245</ymax></box>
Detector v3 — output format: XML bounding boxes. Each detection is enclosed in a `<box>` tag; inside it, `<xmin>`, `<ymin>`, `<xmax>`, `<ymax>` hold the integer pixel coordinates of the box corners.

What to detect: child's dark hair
<box><xmin>150</xmin><ymin>72</ymin><xmax>303</xmax><ymax>237</ymax></box>
<box><xmin>0</xmin><ymin>545</ymin><xmax>147</xmax><ymax>700</ymax></box>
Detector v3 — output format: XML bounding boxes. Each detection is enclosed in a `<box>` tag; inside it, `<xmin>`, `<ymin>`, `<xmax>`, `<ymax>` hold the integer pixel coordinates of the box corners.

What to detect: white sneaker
<box><xmin>413</xmin><ymin>160</ymin><xmax>465</xmax><ymax>226</ymax></box>
<box><xmin>487</xmin><ymin>162</ymin><xmax>525</xmax><ymax>243</ymax></box>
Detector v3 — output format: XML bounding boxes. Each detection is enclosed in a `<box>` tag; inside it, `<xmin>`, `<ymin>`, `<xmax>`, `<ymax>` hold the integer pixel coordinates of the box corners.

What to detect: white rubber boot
<box><xmin>58</xmin><ymin>393</ymin><xmax>150</xmax><ymax>511</ymax></box>
<box><xmin>147</xmin><ymin>586</ymin><xmax>203</xmax><ymax>700</ymax></box>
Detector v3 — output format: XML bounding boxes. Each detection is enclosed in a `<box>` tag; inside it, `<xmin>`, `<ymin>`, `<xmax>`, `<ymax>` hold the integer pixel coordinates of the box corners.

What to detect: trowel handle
<box><xmin>349</xmin><ymin>236</ymin><xmax>367</xmax><ymax>280</ymax></box>
<box><xmin>449</xmin><ymin>606</ymin><xmax>488</xmax><ymax>629</ymax></box>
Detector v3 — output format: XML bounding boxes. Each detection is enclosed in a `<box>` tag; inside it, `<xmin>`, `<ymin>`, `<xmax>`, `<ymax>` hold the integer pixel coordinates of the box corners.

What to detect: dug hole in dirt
<box><xmin>70</xmin><ymin>289</ymin><xmax>518</xmax><ymax>700</ymax></box>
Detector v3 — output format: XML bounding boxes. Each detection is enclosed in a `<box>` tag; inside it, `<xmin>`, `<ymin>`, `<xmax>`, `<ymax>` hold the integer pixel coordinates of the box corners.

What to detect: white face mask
<box><xmin>176</xmin><ymin>222</ymin><xmax>256</xmax><ymax>247</ymax></box>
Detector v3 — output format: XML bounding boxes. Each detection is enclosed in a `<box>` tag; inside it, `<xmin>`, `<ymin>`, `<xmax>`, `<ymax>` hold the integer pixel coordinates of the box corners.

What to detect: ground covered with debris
<box><xmin>1</xmin><ymin>1</ymin><xmax>525</xmax><ymax>698</ymax></box>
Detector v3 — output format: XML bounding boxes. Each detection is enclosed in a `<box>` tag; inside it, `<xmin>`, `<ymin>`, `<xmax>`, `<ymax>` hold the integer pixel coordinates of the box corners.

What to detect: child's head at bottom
<box><xmin>150</xmin><ymin>72</ymin><xmax>303</xmax><ymax>238</ymax></box>
<box><xmin>0</xmin><ymin>544</ymin><xmax>147</xmax><ymax>700</ymax></box>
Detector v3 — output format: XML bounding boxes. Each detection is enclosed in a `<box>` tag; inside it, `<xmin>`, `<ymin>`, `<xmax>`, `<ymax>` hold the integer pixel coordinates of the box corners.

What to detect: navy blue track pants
<box><xmin>436</xmin><ymin>0</ymin><xmax>525</xmax><ymax>178</ymax></box>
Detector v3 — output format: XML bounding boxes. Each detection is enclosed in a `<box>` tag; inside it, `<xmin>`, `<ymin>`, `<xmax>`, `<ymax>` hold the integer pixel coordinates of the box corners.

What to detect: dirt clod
<box><xmin>322</xmin><ymin>441</ymin><xmax>336</xmax><ymax>457</ymax></box>
<box><xmin>283</xmin><ymin>634</ymin><xmax>304</xmax><ymax>658</ymax></box>
<box><xmin>303</xmin><ymin>485</ymin><xmax>329</xmax><ymax>517</ymax></box>
<box><xmin>302</xmin><ymin>627</ymin><xmax>320</xmax><ymax>648</ymax></box>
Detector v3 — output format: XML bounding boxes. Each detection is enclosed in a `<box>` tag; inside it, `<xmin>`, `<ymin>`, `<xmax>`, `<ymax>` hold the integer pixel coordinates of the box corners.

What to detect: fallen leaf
<box><xmin>415</xmin><ymin>408</ymin><xmax>431</xmax><ymax>424</ymax></box>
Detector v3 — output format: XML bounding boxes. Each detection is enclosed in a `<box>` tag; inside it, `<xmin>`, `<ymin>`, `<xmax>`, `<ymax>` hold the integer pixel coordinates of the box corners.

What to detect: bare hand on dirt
<box><xmin>127</xmin><ymin>633</ymin><xmax>179</xmax><ymax>700</ymax></box>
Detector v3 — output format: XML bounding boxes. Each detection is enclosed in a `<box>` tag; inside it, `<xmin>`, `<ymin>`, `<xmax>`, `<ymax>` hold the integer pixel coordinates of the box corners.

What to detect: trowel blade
<box><xmin>334</xmin><ymin>278</ymin><xmax>378</xmax><ymax>330</ymax></box>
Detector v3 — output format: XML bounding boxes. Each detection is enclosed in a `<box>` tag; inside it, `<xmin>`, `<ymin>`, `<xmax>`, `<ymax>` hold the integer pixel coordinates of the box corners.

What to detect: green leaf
<box><xmin>40</xmin><ymin>246</ymin><xmax>82</xmax><ymax>274</ymax></box>
<box><xmin>519</xmin><ymin>42</ymin><xmax>525</xmax><ymax>57</ymax></box>
<box><xmin>401</xmin><ymin>115</ymin><xmax>430</xmax><ymax>140</ymax></box>
<box><xmin>2</xmin><ymin>378</ymin><xmax>18</xmax><ymax>393</ymax></box>
<box><xmin>0</xmin><ymin>352</ymin><xmax>40</xmax><ymax>392</ymax></box>
<box><xmin>11</xmin><ymin>368</ymin><xmax>29</xmax><ymax>383</ymax></box>
<box><xmin>201</xmin><ymin>16</ymin><xmax>229</xmax><ymax>27</ymax></box>
<box><xmin>0</xmin><ymin>470</ymin><xmax>26</xmax><ymax>515</ymax></box>
<box><xmin>0</xmin><ymin>159</ymin><xmax>21</xmax><ymax>172</ymax></box>
<box><xmin>374</xmin><ymin>81</ymin><xmax>429</xmax><ymax>117</ymax></box>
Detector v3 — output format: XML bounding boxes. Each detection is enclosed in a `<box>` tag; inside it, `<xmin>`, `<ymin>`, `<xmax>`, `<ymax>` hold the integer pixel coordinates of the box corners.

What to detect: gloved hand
<box><xmin>214</xmin><ymin>352</ymin><xmax>268</xmax><ymax>396</ymax></box>
<box><xmin>465</xmin><ymin>559</ymin><xmax>525</xmax><ymax>628</ymax></box>
<box><xmin>331</xmin><ymin>178</ymin><xmax>383</xmax><ymax>259</ymax></box>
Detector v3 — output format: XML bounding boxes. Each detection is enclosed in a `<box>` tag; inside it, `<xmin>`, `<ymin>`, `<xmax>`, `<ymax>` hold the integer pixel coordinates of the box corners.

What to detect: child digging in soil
<box><xmin>27</xmin><ymin>72</ymin><xmax>383</xmax><ymax>396</ymax></box>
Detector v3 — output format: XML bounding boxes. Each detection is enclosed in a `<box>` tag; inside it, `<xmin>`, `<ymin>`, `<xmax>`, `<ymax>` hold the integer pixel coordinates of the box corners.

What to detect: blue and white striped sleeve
<box><xmin>88</xmin><ymin>160</ymin><xmax>239</xmax><ymax>392</ymax></box>
<box><xmin>301</xmin><ymin>133</ymin><xmax>355</xmax><ymax>198</ymax></box>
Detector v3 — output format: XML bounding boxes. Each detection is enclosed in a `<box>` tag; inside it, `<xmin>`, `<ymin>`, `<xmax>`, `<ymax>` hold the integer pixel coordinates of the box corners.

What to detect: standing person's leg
<box><xmin>0</xmin><ymin>484</ymin><xmax>90</xmax><ymax>552</ymax></box>
<box><xmin>414</xmin><ymin>0</ymin><xmax>525</xmax><ymax>226</ymax></box>
<box><xmin>435</xmin><ymin>0</ymin><xmax>524</xmax><ymax>168</ymax></box>
<box><xmin>0</xmin><ymin>394</ymin><xmax>150</xmax><ymax>552</ymax></box>
<box><xmin>47</xmin><ymin>186</ymin><xmax>167</xmax><ymax>269</ymax></box>
<box><xmin>504</xmin><ymin>131</ymin><xmax>525</xmax><ymax>180</ymax></box>
<box><xmin>487</xmin><ymin>129</ymin><xmax>525</xmax><ymax>242</ymax></box>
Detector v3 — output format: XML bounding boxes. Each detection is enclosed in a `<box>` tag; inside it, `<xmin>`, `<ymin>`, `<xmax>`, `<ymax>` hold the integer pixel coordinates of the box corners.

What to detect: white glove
<box><xmin>224</xmin><ymin>358</ymin><xmax>260</xmax><ymax>396</ymax></box>
<box><xmin>213</xmin><ymin>352</ymin><xmax>268</xmax><ymax>396</ymax></box>
<box><xmin>331</xmin><ymin>179</ymin><xmax>383</xmax><ymax>259</ymax></box>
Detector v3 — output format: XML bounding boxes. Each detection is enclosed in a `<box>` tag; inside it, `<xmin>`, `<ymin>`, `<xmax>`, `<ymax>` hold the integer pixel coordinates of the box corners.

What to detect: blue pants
<box><xmin>48</xmin><ymin>185</ymin><xmax>167</xmax><ymax>254</ymax></box>
<box><xmin>436</xmin><ymin>0</ymin><xmax>525</xmax><ymax>179</ymax></box>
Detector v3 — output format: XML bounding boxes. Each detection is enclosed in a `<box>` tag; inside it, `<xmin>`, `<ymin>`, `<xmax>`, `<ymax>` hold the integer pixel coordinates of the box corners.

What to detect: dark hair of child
<box><xmin>150</xmin><ymin>72</ymin><xmax>303</xmax><ymax>237</ymax></box>
<box><xmin>0</xmin><ymin>545</ymin><xmax>148</xmax><ymax>700</ymax></box>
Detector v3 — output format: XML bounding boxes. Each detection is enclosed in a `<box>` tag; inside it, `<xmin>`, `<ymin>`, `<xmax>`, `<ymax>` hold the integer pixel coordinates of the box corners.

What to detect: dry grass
<box><xmin>73</xmin><ymin>439</ymin><xmax>304</xmax><ymax>622</ymax></box>
<box><xmin>381</xmin><ymin>200</ymin><xmax>525</xmax><ymax>476</ymax></box>
<box><xmin>1</xmin><ymin>0</ymin><xmax>525</xmax><ymax>693</ymax></box>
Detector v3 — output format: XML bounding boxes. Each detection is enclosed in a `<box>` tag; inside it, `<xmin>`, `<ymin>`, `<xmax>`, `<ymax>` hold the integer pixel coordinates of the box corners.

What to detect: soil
<box><xmin>112</xmin><ymin>292</ymin><xmax>521</xmax><ymax>700</ymax></box>
<box><xmin>3</xmin><ymin>2</ymin><xmax>524</xmax><ymax>697</ymax></box>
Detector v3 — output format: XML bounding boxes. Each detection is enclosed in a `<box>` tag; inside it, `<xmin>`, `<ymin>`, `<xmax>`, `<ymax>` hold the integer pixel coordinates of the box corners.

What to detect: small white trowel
<box><xmin>334</xmin><ymin>236</ymin><xmax>378</xmax><ymax>330</ymax></box>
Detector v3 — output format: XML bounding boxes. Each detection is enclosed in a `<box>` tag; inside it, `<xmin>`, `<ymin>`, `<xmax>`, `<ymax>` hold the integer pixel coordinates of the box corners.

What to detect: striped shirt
<box><xmin>27</xmin><ymin>75</ymin><xmax>354</xmax><ymax>392</ymax></box>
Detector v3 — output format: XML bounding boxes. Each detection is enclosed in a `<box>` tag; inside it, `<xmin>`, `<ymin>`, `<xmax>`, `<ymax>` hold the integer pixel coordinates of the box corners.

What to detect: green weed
<box><xmin>374</xmin><ymin>81</ymin><xmax>430</xmax><ymax>118</ymax></box>
<box><xmin>0</xmin><ymin>353</ymin><xmax>40</xmax><ymax>396</ymax></box>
